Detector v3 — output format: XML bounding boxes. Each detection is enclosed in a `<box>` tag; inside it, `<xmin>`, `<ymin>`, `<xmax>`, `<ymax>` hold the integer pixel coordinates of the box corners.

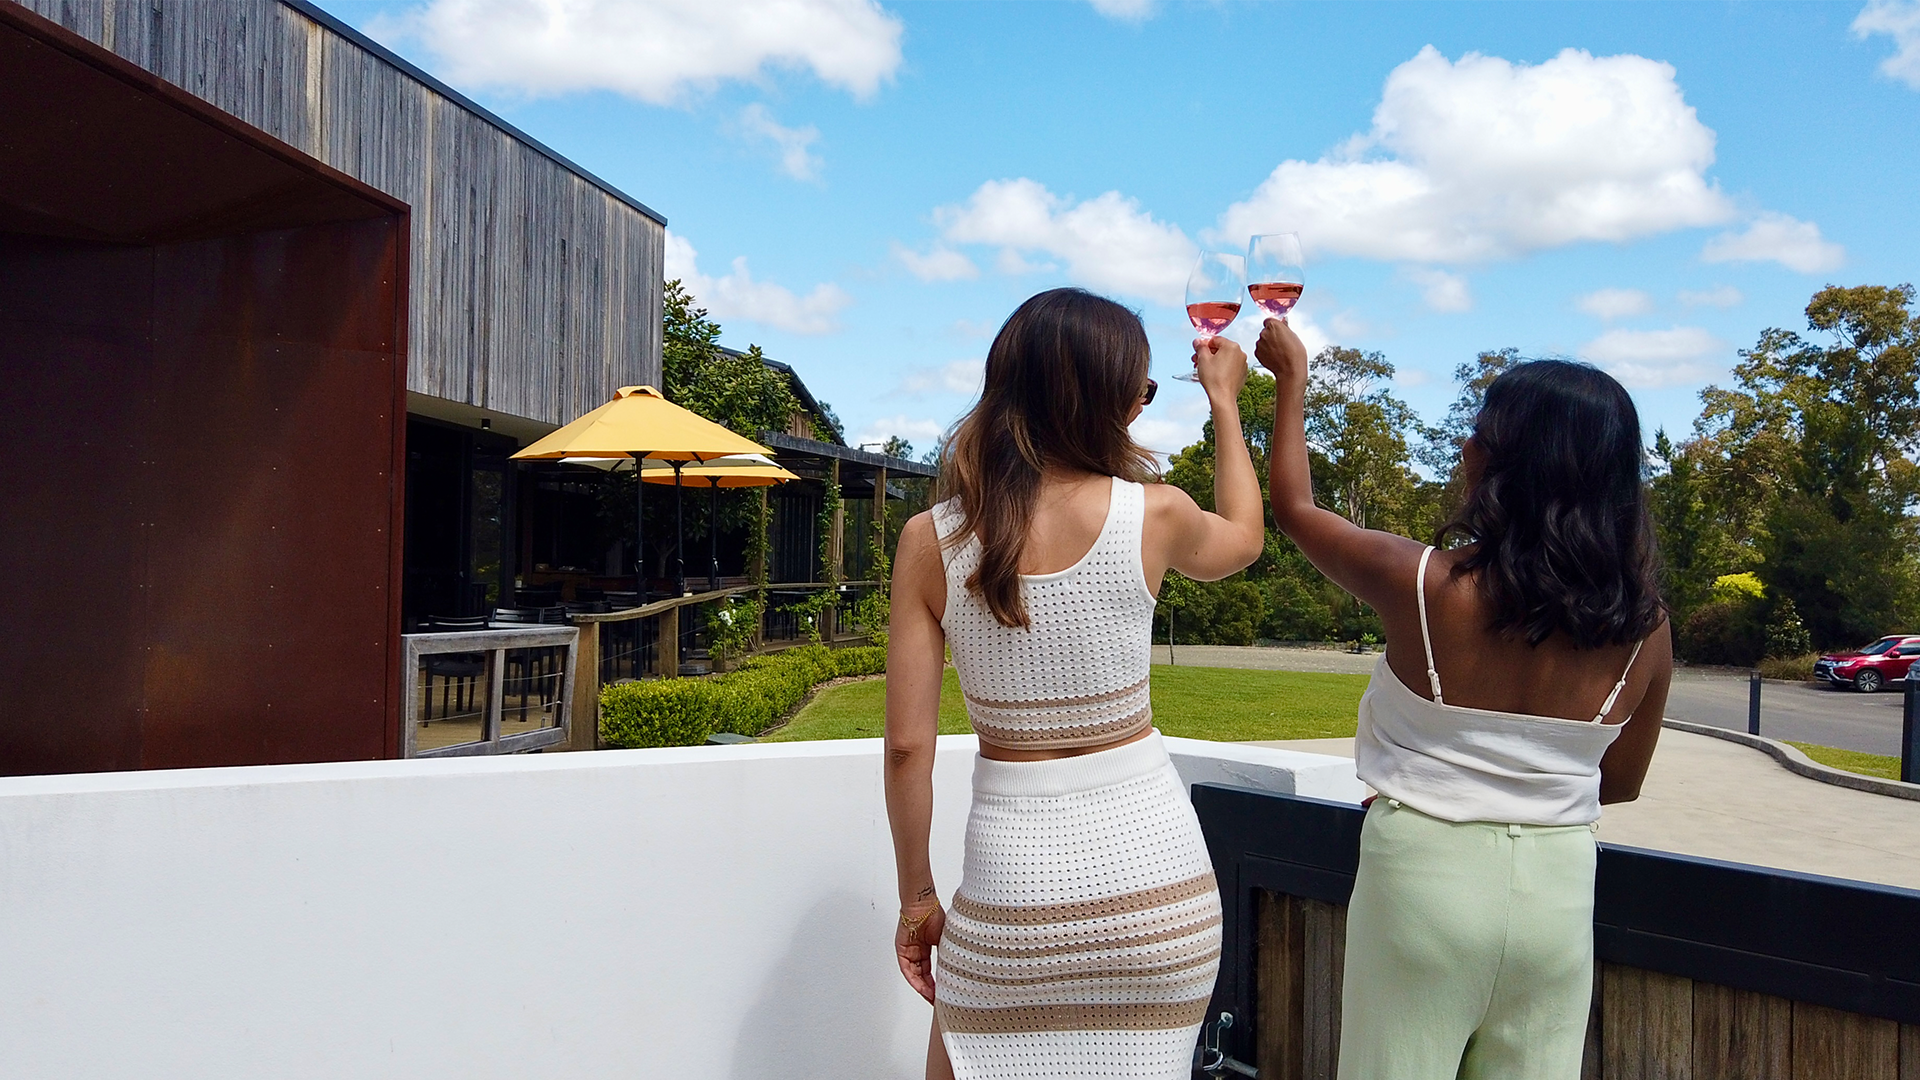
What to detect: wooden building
<box><xmin>0</xmin><ymin>0</ymin><xmax>666</xmax><ymax>773</ymax></box>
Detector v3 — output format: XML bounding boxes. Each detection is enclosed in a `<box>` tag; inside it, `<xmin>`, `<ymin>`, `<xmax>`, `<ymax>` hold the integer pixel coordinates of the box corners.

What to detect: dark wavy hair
<box><xmin>937</xmin><ymin>288</ymin><xmax>1157</xmax><ymax>628</ymax></box>
<box><xmin>1436</xmin><ymin>359</ymin><xmax>1665</xmax><ymax>648</ymax></box>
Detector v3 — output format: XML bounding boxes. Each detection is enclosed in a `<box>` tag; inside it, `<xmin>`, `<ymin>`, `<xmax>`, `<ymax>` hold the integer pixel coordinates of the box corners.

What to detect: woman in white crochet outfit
<box><xmin>884</xmin><ymin>288</ymin><xmax>1267</xmax><ymax>1080</ymax></box>
<box><xmin>1254</xmin><ymin>318</ymin><xmax>1671</xmax><ymax>1080</ymax></box>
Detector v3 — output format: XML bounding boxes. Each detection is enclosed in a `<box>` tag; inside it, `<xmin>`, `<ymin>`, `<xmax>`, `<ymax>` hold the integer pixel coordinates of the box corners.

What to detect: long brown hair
<box><xmin>937</xmin><ymin>288</ymin><xmax>1158</xmax><ymax>628</ymax></box>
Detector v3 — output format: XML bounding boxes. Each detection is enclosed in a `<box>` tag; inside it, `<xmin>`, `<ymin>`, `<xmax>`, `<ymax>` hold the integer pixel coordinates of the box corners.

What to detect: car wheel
<box><xmin>1855</xmin><ymin>669</ymin><xmax>1884</xmax><ymax>693</ymax></box>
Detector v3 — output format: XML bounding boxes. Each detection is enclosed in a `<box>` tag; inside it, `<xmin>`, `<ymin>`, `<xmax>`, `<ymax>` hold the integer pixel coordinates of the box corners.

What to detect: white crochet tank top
<box><xmin>930</xmin><ymin>476</ymin><xmax>1158</xmax><ymax>751</ymax></box>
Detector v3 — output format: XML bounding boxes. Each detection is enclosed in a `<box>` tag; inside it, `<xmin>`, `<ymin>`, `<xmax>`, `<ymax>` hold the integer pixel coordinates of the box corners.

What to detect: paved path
<box><xmin>1155</xmin><ymin>645</ymin><xmax>1904</xmax><ymax>756</ymax></box>
<box><xmin>1662</xmin><ymin>669</ymin><xmax>1904</xmax><ymax>756</ymax></box>
<box><xmin>1252</xmin><ymin>730</ymin><xmax>1920</xmax><ymax>892</ymax></box>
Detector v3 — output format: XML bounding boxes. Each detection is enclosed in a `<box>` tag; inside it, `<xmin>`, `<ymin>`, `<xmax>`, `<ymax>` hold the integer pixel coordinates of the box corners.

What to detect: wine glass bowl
<box><xmin>1177</xmin><ymin>252</ymin><xmax>1245</xmax><ymax>382</ymax></box>
<box><xmin>1246</xmin><ymin>233</ymin><xmax>1305</xmax><ymax>321</ymax></box>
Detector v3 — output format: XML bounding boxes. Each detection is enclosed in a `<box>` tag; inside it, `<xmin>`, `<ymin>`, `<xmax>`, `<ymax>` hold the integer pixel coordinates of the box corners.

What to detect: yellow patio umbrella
<box><xmin>513</xmin><ymin>386</ymin><xmax>773</xmax><ymax>598</ymax></box>
<box><xmin>566</xmin><ymin>455</ymin><xmax>800</xmax><ymax>590</ymax></box>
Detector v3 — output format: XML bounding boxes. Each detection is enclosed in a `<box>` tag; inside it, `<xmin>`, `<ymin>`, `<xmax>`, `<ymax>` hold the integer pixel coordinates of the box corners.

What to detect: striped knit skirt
<box><xmin>935</xmin><ymin>731</ymin><xmax>1222</xmax><ymax>1079</ymax></box>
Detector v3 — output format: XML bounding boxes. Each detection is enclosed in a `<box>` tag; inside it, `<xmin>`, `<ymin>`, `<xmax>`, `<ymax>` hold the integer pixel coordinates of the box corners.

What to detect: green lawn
<box><xmin>1786</xmin><ymin>741</ymin><xmax>1902</xmax><ymax>782</ymax></box>
<box><xmin>760</xmin><ymin>665</ymin><xmax>1368</xmax><ymax>743</ymax></box>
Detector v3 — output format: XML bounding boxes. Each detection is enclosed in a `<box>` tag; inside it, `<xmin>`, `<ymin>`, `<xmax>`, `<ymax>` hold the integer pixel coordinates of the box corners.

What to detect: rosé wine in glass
<box><xmin>1247</xmin><ymin>281</ymin><xmax>1303</xmax><ymax>319</ymax></box>
<box><xmin>1187</xmin><ymin>301</ymin><xmax>1242</xmax><ymax>338</ymax></box>
<box><xmin>1246</xmin><ymin>233</ymin><xmax>1305</xmax><ymax>324</ymax></box>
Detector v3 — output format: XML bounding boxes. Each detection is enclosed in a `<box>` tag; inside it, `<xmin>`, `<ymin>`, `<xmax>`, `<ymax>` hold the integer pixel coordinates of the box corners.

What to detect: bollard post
<box><xmin>1903</xmin><ymin>672</ymin><xmax>1918</xmax><ymax>784</ymax></box>
<box><xmin>1748</xmin><ymin>670</ymin><xmax>1761</xmax><ymax>736</ymax></box>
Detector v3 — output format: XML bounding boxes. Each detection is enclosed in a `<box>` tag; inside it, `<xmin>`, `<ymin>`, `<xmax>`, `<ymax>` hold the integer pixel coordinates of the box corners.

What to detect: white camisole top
<box><xmin>931</xmin><ymin>477</ymin><xmax>1158</xmax><ymax>752</ymax></box>
<box><xmin>1355</xmin><ymin>547</ymin><xmax>1642</xmax><ymax>827</ymax></box>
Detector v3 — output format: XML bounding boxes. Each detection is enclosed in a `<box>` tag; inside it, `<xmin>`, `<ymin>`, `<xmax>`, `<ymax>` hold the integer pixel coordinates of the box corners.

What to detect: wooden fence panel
<box><xmin>1300</xmin><ymin>898</ymin><xmax>1344</xmax><ymax>1080</ymax></box>
<box><xmin>1256</xmin><ymin>891</ymin><xmax>1305</xmax><ymax>1080</ymax></box>
<box><xmin>1602</xmin><ymin>964</ymin><xmax>1693</xmax><ymax>1080</ymax></box>
<box><xmin>1790</xmin><ymin>1003</ymin><xmax>1899</xmax><ymax>1080</ymax></box>
<box><xmin>1691</xmin><ymin>983</ymin><xmax>1790</xmax><ymax>1080</ymax></box>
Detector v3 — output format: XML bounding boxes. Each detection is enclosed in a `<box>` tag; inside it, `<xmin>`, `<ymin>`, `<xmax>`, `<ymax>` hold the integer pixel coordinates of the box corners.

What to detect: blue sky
<box><xmin>321</xmin><ymin>0</ymin><xmax>1920</xmax><ymax>463</ymax></box>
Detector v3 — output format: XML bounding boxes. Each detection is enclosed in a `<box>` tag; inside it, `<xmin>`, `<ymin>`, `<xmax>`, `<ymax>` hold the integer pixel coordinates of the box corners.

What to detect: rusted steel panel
<box><xmin>0</xmin><ymin>6</ymin><xmax>407</xmax><ymax>773</ymax></box>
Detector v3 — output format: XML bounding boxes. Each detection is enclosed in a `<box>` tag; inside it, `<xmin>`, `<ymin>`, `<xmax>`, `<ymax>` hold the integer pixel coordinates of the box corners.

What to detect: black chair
<box><xmin>418</xmin><ymin>615</ymin><xmax>488</xmax><ymax>723</ymax></box>
<box><xmin>514</xmin><ymin>584</ymin><xmax>563</xmax><ymax>608</ymax></box>
<box><xmin>491</xmin><ymin>606</ymin><xmax>568</xmax><ymax>725</ymax></box>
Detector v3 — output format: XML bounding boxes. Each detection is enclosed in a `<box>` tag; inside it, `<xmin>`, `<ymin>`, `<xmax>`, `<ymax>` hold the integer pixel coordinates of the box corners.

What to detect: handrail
<box><xmin>570</xmin><ymin>581</ymin><xmax>884</xmax><ymax>625</ymax></box>
<box><xmin>402</xmin><ymin>626</ymin><xmax>578</xmax><ymax>758</ymax></box>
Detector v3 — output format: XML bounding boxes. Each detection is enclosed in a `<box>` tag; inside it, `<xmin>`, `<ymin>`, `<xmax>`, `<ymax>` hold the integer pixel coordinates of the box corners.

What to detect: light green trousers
<box><xmin>1337</xmin><ymin>799</ymin><xmax>1597</xmax><ymax>1080</ymax></box>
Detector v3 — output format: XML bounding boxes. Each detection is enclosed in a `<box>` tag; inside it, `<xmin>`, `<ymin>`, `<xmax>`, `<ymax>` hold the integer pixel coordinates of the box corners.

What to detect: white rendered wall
<box><xmin>0</xmin><ymin>735</ymin><xmax>1357</xmax><ymax>1079</ymax></box>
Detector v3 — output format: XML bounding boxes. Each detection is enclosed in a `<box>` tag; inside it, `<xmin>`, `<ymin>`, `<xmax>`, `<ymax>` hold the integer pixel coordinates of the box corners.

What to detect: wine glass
<box><xmin>1176</xmin><ymin>251</ymin><xmax>1245</xmax><ymax>382</ymax></box>
<box><xmin>1246</xmin><ymin>233</ymin><xmax>1305</xmax><ymax>321</ymax></box>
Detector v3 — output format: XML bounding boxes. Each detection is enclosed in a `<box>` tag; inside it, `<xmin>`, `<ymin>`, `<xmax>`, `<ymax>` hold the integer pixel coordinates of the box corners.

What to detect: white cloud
<box><xmin>855</xmin><ymin>414</ymin><xmax>949</xmax><ymax>449</ymax></box>
<box><xmin>1088</xmin><ymin>0</ymin><xmax>1156</xmax><ymax>21</ymax></box>
<box><xmin>934</xmin><ymin>178</ymin><xmax>1196</xmax><ymax>306</ymax></box>
<box><xmin>1576</xmin><ymin>287</ymin><xmax>1655</xmax><ymax>320</ymax></box>
<box><xmin>1701</xmin><ymin>212</ymin><xmax>1846</xmax><ymax>273</ymax></box>
<box><xmin>1130</xmin><ymin>395</ymin><xmax>1211</xmax><ymax>460</ymax></box>
<box><xmin>1216</xmin><ymin>47</ymin><xmax>1734</xmax><ymax>264</ymax></box>
<box><xmin>665</xmin><ymin>231</ymin><xmax>851</xmax><ymax>335</ymax></box>
<box><xmin>891</xmin><ymin>242</ymin><xmax>978</xmax><ymax>282</ymax></box>
<box><xmin>738</xmin><ymin>104</ymin><xmax>821</xmax><ymax>181</ymax></box>
<box><xmin>894</xmin><ymin>359</ymin><xmax>985</xmax><ymax>397</ymax></box>
<box><xmin>1403</xmin><ymin>267</ymin><xmax>1473</xmax><ymax>312</ymax></box>
<box><xmin>1854</xmin><ymin>0</ymin><xmax>1920</xmax><ymax>89</ymax></box>
<box><xmin>1679</xmin><ymin>284</ymin><xmax>1744</xmax><ymax>309</ymax></box>
<box><xmin>367</xmin><ymin>0</ymin><xmax>903</xmax><ymax>103</ymax></box>
<box><xmin>1579</xmin><ymin>326</ymin><xmax>1727</xmax><ymax>388</ymax></box>
<box><xmin>1394</xmin><ymin>368</ymin><xmax>1434</xmax><ymax>388</ymax></box>
<box><xmin>1329</xmin><ymin>309</ymin><xmax>1372</xmax><ymax>339</ymax></box>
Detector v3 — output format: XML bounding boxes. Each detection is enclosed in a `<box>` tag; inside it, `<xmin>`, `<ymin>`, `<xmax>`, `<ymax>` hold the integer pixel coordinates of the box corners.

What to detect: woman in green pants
<box><xmin>1253</xmin><ymin>318</ymin><xmax>1671</xmax><ymax>1079</ymax></box>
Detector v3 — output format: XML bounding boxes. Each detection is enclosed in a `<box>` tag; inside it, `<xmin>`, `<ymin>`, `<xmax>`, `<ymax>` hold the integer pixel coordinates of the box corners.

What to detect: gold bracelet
<box><xmin>900</xmin><ymin>904</ymin><xmax>940</xmax><ymax>942</ymax></box>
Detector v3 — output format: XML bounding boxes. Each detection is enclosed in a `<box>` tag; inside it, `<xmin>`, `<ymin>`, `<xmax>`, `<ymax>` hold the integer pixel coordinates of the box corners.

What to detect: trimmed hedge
<box><xmin>600</xmin><ymin>644</ymin><xmax>888</xmax><ymax>748</ymax></box>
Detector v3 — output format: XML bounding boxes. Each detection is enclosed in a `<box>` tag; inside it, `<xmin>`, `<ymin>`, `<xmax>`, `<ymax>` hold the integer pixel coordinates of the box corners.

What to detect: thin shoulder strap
<box><xmin>1416</xmin><ymin>546</ymin><xmax>1444</xmax><ymax>704</ymax></box>
<box><xmin>1593</xmin><ymin>639</ymin><xmax>1648</xmax><ymax>722</ymax></box>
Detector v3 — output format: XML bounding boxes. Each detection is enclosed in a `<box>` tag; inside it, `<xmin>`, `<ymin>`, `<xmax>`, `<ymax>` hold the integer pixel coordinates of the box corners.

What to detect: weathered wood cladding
<box><xmin>15</xmin><ymin>0</ymin><xmax>662</xmax><ymax>427</ymax></box>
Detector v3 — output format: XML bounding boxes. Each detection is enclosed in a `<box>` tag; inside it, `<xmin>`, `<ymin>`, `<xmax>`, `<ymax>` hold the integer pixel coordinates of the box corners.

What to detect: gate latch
<box><xmin>1195</xmin><ymin>1010</ymin><xmax>1259</xmax><ymax>1078</ymax></box>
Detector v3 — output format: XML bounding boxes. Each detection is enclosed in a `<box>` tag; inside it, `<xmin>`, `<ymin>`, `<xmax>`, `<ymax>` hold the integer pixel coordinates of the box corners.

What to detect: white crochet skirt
<box><xmin>936</xmin><ymin>731</ymin><xmax>1222</xmax><ymax>1079</ymax></box>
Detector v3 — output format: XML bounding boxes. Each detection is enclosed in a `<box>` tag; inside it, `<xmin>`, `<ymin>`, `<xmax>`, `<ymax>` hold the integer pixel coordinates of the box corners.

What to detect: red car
<box><xmin>1813</xmin><ymin>635</ymin><xmax>1920</xmax><ymax>692</ymax></box>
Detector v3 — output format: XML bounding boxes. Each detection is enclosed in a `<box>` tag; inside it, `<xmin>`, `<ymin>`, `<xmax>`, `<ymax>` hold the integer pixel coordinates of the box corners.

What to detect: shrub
<box><xmin>599</xmin><ymin>678</ymin><xmax>715</xmax><ymax>748</ymax></box>
<box><xmin>1758</xmin><ymin>652</ymin><xmax>1818</xmax><ymax>682</ymax></box>
<box><xmin>834</xmin><ymin>645</ymin><xmax>887</xmax><ymax>677</ymax></box>
<box><xmin>1765</xmin><ymin>597</ymin><xmax>1813</xmax><ymax>658</ymax></box>
<box><xmin>599</xmin><ymin>643</ymin><xmax>887</xmax><ymax>746</ymax></box>
<box><xmin>1711</xmin><ymin>572</ymin><xmax>1766</xmax><ymax>605</ymax></box>
<box><xmin>1677</xmin><ymin>599</ymin><xmax>1765</xmax><ymax>666</ymax></box>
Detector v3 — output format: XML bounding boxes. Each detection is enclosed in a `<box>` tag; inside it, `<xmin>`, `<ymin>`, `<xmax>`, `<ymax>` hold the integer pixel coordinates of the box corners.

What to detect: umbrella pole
<box><xmin>674</xmin><ymin>462</ymin><xmax>687</xmax><ymax>597</ymax></box>
<box><xmin>709</xmin><ymin>483</ymin><xmax>720</xmax><ymax>593</ymax></box>
<box><xmin>634</xmin><ymin>456</ymin><xmax>648</xmax><ymax>606</ymax></box>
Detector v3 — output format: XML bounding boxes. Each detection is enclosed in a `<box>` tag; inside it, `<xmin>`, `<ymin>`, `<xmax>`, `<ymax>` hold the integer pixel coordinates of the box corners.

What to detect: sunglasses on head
<box><xmin>1141</xmin><ymin>378</ymin><xmax>1158</xmax><ymax>406</ymax></box>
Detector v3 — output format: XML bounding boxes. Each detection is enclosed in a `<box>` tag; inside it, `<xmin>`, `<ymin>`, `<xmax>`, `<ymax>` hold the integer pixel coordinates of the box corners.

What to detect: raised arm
<box><xmin>1254</xmin><ymin>318</ymin><xmax>1424</xmax><ymax>612</ymax></box>
<box><xmin>883</xmin><ymin>511</ymin><xmax>949</xmax><ymax>1002</ymax></box>
<box><xmin>1147</xmin><ymin>336</ymin><xmax>1267</xmax><ymax>587</ymax></box>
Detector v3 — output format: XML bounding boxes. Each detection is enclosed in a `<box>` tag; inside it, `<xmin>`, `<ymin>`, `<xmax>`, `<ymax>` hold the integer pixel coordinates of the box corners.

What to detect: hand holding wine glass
<box><xmin>1254</xmin><ymin>315</ymin><xmax>1309</xmax><ymax>389</ymax></box>
<box><xmin>1176</xmin><ymin>252</ymin><xmax>1245</xmax><ymax>382</ymax></box>
<box><xmin>1193</xmin><ymin>334</ymin><xmax>1251</xmax><ymax>402</ymax></box>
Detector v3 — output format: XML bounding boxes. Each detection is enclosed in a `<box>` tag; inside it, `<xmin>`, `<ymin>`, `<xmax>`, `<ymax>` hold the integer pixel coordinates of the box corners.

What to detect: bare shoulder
<box><xmin>896</xmin><ymin>511</ymin><xmax>941</xmax><ymax>566</ymax></box>
<box><xmin>1140</xmin><ymin>479</ymin><xmax>1201</xmax><ymax>519</ymax></box>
